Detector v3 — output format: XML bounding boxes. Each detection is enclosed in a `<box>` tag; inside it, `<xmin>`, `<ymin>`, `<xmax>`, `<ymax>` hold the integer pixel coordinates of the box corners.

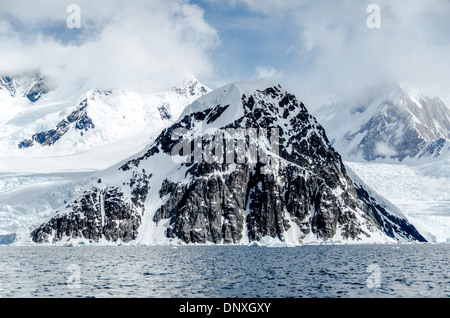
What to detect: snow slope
<box><xmin>346</xmin><ymin>161</ymin><xmax>450</xmax><ymax>243</ymax></box>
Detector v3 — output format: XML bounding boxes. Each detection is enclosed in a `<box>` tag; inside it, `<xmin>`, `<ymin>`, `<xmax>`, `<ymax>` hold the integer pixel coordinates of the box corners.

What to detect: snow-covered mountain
<box><xmin>25</xmin><ymin>80</ymin><xmax>425</xmax><ymax>245</ymax></box>
<box><xmin>1</xmin><ymin>73</ymin><xmax>210</xmax><ymax>159</ymax></box>
<box><xmin>314</xmin><ymin>85</ymin><xmax>450</xmax><ymax>163</ymax></box>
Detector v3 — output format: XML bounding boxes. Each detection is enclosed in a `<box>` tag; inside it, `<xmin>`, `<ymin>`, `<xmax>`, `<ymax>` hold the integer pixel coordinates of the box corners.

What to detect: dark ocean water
<box><xmin>1</xmin><ymin>244</ymin><xmax>449</xmax><ymax>298</ymax></box>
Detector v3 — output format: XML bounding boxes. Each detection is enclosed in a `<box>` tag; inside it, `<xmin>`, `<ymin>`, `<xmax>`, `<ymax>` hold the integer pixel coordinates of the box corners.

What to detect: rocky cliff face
<box><xmin>31</xmin><ymin>170</ymin><xmax>151</xmax><ymax>244</ymax></box>
<box><xmin>30</xmin><ymin>80</ymin><xmax>426</xmax><ymax>244</ymax></box>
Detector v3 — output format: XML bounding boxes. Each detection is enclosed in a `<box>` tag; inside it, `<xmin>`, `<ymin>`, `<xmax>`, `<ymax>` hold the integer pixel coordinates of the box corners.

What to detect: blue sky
<box><xmin>190</xmin><ymin>0</ymin><xmax>305</xmax><ymax>84</ymax></box>
<box><xmin>1</xmin><ymin>0</ymin><xmax>450</xmax><ymax>107</ymax></box>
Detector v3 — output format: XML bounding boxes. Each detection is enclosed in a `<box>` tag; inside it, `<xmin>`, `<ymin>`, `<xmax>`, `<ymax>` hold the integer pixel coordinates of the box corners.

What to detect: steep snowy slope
<box><xmin>314</xmin><ymin>85</ymin><xmax>450</xmax><ymax>163</ymax></box>
<box><xmin>26</xmin><ymin>80</ymin><xmax>425</xmax><ymax>245</ymax></box>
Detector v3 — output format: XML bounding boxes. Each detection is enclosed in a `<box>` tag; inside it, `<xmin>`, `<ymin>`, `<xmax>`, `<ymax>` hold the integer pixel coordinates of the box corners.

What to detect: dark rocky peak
<box><xmin>122</xmin><ymin>80</ymin><xmax>336</xmax><ymax>173</ymax></box>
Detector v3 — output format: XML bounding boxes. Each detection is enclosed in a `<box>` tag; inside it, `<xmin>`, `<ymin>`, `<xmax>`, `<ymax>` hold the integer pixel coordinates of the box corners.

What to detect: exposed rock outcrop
<box><xmin>18</xmin><ymin>99</ymin><xmax>95</xmax><ymax>148</ymax></box>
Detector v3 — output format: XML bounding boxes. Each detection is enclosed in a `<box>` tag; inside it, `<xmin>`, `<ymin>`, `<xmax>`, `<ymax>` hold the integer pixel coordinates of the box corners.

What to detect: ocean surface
<box><xmin>1</xmin><ymin>244</ymin><xmax>449</xmax><ymax>298</ymax></box>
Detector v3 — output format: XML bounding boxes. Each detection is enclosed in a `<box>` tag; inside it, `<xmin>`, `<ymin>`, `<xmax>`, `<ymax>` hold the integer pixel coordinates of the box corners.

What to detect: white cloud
<box><xmin>254</xmin><ymin>66</ymin><xmax>282</xmax><ymax>81</ymax></box>
<box><xmin>0</xmin><ymin>0</ymin><xmax>218</xmax><ymax>93</ymax></box>
<box><xmin>375</xmin><ymin>142</ymin><xmax>398</xmax><ymax>157</ymax></box>
<box><xmin>233</xmin><ymin>0</ymin><xmax>450</xmax><ymax>109</ymax></box>
<box><xmin>3</xmin><ymin>0</ymin><xmax>450</xmax><ymax>106</ymax></box>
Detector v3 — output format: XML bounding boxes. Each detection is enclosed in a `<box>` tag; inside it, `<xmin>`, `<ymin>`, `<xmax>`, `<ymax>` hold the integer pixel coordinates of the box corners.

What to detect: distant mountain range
<box><xmin>0</xmin><ymin>73</ymin><xmax>211</xmax><ymax>158</ymax></box>
<box><xmin>313</xmin><ymin>85</ymin><xmax>450</xmax><ymax>163</ymax></box>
